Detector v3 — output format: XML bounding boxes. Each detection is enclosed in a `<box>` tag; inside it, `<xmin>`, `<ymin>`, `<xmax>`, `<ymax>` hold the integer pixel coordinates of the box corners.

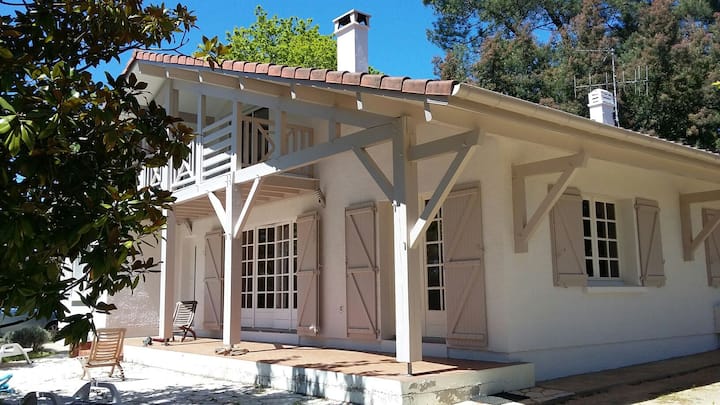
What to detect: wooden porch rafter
<box><xmin>680</xmin><ymin>189</ymin><xmax>720</xmax><ymax>260</ymax></box>
<box><xmin>138</xmin><ymin>63</ymin><xmax>393</xmax><ymax>129</ymax></box>
<box><xmin>512</xmin><ymin>151</ymin><xmax>587</xmax><ymax>253</ymax></box>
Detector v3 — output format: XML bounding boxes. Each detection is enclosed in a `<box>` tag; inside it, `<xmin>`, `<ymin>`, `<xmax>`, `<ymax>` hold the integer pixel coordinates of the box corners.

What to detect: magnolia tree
<box><xmin>0</xmin><ymin>0</ymin><xmax>224</xmax><ymax>343</ymax></box>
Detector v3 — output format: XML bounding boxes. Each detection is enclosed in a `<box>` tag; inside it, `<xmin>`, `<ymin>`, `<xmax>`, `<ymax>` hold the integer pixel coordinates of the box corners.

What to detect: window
<box><xmin>424</xmin><ymin>203</ymin><xmax>445</xmax><ymax>311</ymax></box>
<box><xmin>240</xmin><ymin>222</ymin><xmax>297</xmax><ymax>310</ymax></box>
<box><xmin>240</xmin><ymin>230</ymin><xmax>254</xmax><ymax>308</ymax></box>
<box><xmin>583</xmin><ymin>199</ymin><xmax>620</xmax><ymax>279</ymax></box>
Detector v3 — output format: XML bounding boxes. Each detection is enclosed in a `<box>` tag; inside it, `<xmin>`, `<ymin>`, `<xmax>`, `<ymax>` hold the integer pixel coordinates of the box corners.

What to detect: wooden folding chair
<box><xmin>172</xmin><ymin>300</ymin><xmax>197</xmax><ymax>342</ymax></box>
<box><xmin>79</xmin><ymin>328</ymin><xmax>126</xmax><ymax>381</ymax></box>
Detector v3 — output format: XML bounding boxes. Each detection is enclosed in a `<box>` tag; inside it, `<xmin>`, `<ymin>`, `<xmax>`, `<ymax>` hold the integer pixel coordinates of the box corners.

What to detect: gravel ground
<box><xmin>0</xmin><ymin>349</ymin><xmax>343</xmax><ymax>404</ymax></box>
<box><xmin>557</xmin><ymin>364</ymin><xmax>720</xmax><ymax>405</ymax></box>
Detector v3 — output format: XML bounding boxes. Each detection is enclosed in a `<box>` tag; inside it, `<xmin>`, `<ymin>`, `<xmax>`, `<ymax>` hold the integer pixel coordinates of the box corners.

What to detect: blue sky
<box><xmin>104</xmin><ymin>0</ymin><xmax>444</xmax><ymax>80</ymax></box>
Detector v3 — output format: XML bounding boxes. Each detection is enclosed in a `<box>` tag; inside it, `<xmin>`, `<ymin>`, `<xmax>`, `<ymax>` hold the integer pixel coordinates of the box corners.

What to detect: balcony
<box><xmin>140</xmin><ymin>113</ymin><xmax>315</xmax><ymax>193</ymax></box>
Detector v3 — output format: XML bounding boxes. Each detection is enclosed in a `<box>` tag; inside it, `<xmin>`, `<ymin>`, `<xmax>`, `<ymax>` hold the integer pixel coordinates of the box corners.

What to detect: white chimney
<box><xmin>588</xmin><ymin>88</ymin><xmax>616</xmax><ymax>126</ymax></box>
<box><xmin>333</xmin><ymin>9</ymin><xmax>370</xmax><ymax>73</ymax></box>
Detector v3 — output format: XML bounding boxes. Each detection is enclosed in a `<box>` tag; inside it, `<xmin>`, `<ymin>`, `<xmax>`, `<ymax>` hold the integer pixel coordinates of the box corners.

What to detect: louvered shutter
<box><xmin>443</xmin><ymin>188</ymin><xmax>488</xmax><ymax>348</ymax></box>
<box><xmin>703</xmin><ymin>209</ymin><xmax>720</xmax><ymax>288</ymax></box>
<box><xmin>203</xmin><ymin>231</ymin><xmax>224</xmax><ymax>330</ymax></box>
<box><xmin>296</xmin><ymin>212</ymin><xmax>321</xmax><ymax>335</ymax></box>
<box><xmin>635</xmin><ymin>198</ymin><xmax>665</xmax><ymax>287</ymax></box>
<box><xmin>345</xmin><ymin>205</ymin><xmax>378</xmax><ymax>339</ymax></box>
<box><xmin>549</xmin><ymin>187</ymin><xmax>587</xmax><ymax>287</ymax></box>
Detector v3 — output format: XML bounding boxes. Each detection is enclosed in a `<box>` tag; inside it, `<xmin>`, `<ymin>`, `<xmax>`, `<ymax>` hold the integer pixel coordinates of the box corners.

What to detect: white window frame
<box><xmin>239</xmin><ymin>221</ymin><xmax>298</xmax><ymax>329</ymax></box>
<box><xmin>582</xmin><ymin>197</ymin><xmax>622</xmax><ymax>281</ymax></box>
<box><xmin>423</xmin><ymin>199</ymin><xmax>446</xmax><ymax>312</ymax></box>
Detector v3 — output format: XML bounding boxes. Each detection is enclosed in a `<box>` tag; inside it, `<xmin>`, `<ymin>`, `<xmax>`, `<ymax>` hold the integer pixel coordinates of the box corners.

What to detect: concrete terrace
<box><xmin>122</xmin><ymin>337</ymin><xmax>534</xmax><ymax>404</ymax></box>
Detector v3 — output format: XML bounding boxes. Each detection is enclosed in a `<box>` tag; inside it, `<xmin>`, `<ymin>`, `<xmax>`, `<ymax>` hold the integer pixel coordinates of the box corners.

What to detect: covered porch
<box><xmin>122</xmin><ymin>337</ymin><xmax>534</xmax><ymax>404</ymax></box>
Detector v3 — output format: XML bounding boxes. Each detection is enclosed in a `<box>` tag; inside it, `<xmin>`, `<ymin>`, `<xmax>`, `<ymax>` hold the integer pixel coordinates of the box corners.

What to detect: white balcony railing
<box><xmin>139</xmin><ymin>115</ymin><xmax>314</xmax><ymax>191</ymax></box>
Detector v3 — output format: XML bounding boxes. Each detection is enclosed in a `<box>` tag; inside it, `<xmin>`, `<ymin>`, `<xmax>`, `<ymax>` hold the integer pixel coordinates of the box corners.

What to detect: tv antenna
<box><xmin>573</xmin><ymin>48</ymin><xmax>649</xmax><ymax>126</ymax></box>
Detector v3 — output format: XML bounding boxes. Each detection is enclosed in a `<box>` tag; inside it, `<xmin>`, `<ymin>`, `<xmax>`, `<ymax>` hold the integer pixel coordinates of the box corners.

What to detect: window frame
<box><xmin>240</xmin><ymin>221</ymin><xmax>298</xmax><ymax>312</ymax></box>
<box><xmin>423</xmin><ymin>199</ymin><xmax>446</xmax><ymax>312</ymax></box>
<box><xmin>582</xmin><ymin>197</ymin><xmax>622</xmax><ymax>281</ymax></box>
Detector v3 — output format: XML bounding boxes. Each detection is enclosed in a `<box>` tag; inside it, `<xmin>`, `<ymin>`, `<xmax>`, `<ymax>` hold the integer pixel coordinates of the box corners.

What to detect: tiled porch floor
<box><xmin>123</xmin><ymin>337</ymin><xmax>534</xmax><ymax>404</ymax></box>
<box><xmin>125</xmin><ymin>337</ymin><xmax>510</xmax><ymax>379</ymax></box>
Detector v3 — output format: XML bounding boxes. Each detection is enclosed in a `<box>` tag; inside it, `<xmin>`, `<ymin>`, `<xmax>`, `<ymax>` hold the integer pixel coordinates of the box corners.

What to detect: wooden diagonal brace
<box><xmin>679</xmin><ymin>189</ymin><xmax>720</xmax><ymax>261</ymax></box>
<box><xmin>512</xmin><ymin>152</ymin><xmax>587</xmax><ymax>253</ymax></box>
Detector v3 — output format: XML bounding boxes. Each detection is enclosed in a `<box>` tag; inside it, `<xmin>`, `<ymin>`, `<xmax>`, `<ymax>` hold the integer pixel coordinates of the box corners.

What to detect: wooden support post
<box><xmin>223</xmin><ymin>176</ymin><xmax>242</xmax><ymax>345</ymax></box>
<box><xmin>393</xmin><ymin>117</ymin><xmax>422</xmax><ymax>365</ymax></box>
<box><xmin>158</xmin><ymin>210</ymin><xmax>177</xmax><ymax>340</ymax></box>
<box><xmin>679</xmin><ymin>189</ymin><xmax>720</xmax><ymax>261</ymax></box>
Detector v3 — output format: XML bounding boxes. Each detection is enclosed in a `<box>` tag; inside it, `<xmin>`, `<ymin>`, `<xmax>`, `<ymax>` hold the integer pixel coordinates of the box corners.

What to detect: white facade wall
<box><xmin>497</xmin><ymin>139</ymin><xmax>720</xmax><ymax>379</ymax></box>
<box><xmin>122</xmin><ymin>74</ymin><xmax>720</xmax><ymax>381</ymax></box>
<box><xmin>159</xmin><ymin>121</ymin><xmax>720</xmax><ymax>380</ymax></box>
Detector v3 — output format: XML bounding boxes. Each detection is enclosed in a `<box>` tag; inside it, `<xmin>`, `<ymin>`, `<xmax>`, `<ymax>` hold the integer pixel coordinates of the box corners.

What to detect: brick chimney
<box><xmin>333</xmin><ymin>9</ymin><xmax>371</xmax><ymax>73</ymax></box>
<box><xmin>588</xmin><ymin>88</ymin><xmax>616</xmax><ymax>126</ymax></box>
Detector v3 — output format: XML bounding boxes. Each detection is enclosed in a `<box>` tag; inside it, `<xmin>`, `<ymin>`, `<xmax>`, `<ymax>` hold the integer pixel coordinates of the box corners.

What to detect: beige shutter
<box><xmin>703</xmin><ymin>209</ymin><xmax>720</xmax><ymax>287</ymax></box>
<box><xmin>443</xmin><ymin>188</ymin><xmax>488</xmax><ymax>348</ymax></box>
<box><xmin>345</xmin><ymin>205</ymin><xmax>378</xmax><ymax>339</ymax></box>
<box><xmin>549</xmin><ymin>187</ymin><xmax>587</xmax><ymax>287</ymax></box>
<box><xmin>296</xmin><ymin>212</ymin><xmax>320</xmax><ymax>335</ymax></box>
<box><xmin>203</xmin><ymin>231</ymin><xmax>224</xmax><ymax>330</ymax></box>
<box><xmin>635</xmin><ymin>198</ymin><xmax>665</xmax><ymax>287</ymax></box>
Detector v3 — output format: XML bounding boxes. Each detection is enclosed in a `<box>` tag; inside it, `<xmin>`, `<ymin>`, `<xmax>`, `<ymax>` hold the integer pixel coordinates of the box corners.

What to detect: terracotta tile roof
<box><xmin>128</xmin><ymin>51</ymin><xmax>458</xmax><ymax>97</ymax></box>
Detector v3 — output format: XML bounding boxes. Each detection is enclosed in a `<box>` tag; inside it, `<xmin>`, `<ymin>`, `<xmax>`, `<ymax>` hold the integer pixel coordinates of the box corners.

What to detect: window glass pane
<box><xmin>267</xmin><ymin>227</ymin><xmax>275</xmax><ymax>241</ymax></box>
<box><xmin>607</xmin><ymin>222</ymin><xmax>617</xmax><ymax>239</ymax></box>
<box><xmin>610</xmin><ymin>260</ymin><xmax>619</xmax><ymax>278</ymax></box>
<box><xmin>596</xmin><ymin>202</ymin><xmax>605</xmax><ymax>219</ymax></box>
<box><xmin>598</xmin><ymin>240</ymin><xmax>607</xmax><ymax>257</ymax></box>
<box><xmin>258</xmin><ymin>261</ymin><xmax>265</xmax><ymax>275</ymax></box>
<box><xmin>266</xmin><ymin>293</ymin><xmax>274</xmax><ymax>308</ymax></box>
<box><xmin>267</xmin><ymin>260</ymin><xmax>274</xmax><ymax>274</ymax></box>
<box><xmin>584</xmin><ymin>239</ymin><xmax>593</xmax><ymax>257</ymax></box>
<box><xmin>599</xmin><ymin>260</ymin><xmax>609</xmax><ymax>277</ymax></box>
<box><xmin>428</xmin><ymin>267</ymin><xmax>441</xmax><ymax>287</ymax></box>
<box><xmin>258</xmin><ymin>245</ymin><xmax>266</xmax><ymax>259</ymax></box>
<box><xmin>606</xmin><ymin>203</ymin><xmax>615</xmax><ymax>220</ymax></box>
<box><xmin>267</xmin><ymin>277</ymin><xmax>274</xmax><ymax>291</ymax></box>
<box><xmin>259</xmin><ymin>228</ymin><xmax>266</xmax><ymax>243</ymax></box>
<box><xmin>257</xmin><ymin>294</ymin><xmax>265</xmax><ymax>308</ymax></box>
<box><xmin>427</xmin><ymin>221</ymin><xmax>439</xmax><ymax>241</ymax></box>
<box><xmin>585</xmin><ymin>259</ymin><xmax>594</xmax><ymax>276</ymax></box>
<box><xmin>426</xmin><ymin>244</ymin><xmax>440</xmax><ymax>265</ymax></box>
<box><xmin>258</xmin><ymin>277</ymin><xmax>265</xmax><ymax>291</ymax></box>
<box><xmin>267</xmin><ymin>244</ymin><xmax>275</xmax><ymax>258</ymax></box>
<box><xmin>609</xmin><ymin>241</ymin><xmax>618</xmax><ymax>258</ymax></box>
<box><xmin>428</xmin><ymin>290</ymin><xmax>441</xmax><ymax>311</ymax></box>
<box><xmin>597</xmin><ymin>222</ymin><xmax>606</xmax><ymax>238</ymax></box>
<box><xmin>583</xmin><ymin>219</ymin><xmax>592</xmax><ymax>236</ymax></box>
<box><xmin>582</xmin><ymin>200</ymin><xmax>590</xmax><ymax>217</ymax></box>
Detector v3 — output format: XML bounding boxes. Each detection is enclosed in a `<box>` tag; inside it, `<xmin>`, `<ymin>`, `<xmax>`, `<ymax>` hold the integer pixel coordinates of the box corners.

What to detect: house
<box><xmin>113</xmin><ymin>10</ymin><xmax>720</xmax><ymax>380</ymax></box>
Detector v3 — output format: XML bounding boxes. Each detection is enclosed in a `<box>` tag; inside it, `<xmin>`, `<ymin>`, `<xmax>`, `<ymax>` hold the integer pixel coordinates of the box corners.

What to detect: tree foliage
<box><xmin>0</xmin><ymin>0</ymin><xmax>203</xmax><ymax>344</ymax></box>
<box><xmin>225</xmin><ymin>6</ymin><xmax>336</xmax><ymax>70</ymax></box>
<box><xmin>426</xmin><ymin>0</ymin><xmax>720</xmax><ymax>150</ymax></box>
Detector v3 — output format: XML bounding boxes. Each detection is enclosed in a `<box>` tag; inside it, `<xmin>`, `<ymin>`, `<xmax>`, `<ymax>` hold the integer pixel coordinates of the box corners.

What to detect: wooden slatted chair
<box><xmin>172</xmin><ymin>300</ymin><xmax>197</xmax><ymax>342</ymax></box>
<box><xmin>80</xmin><ymin>328</ymin><xmax>126</xmax><ymax>381</ymax></box>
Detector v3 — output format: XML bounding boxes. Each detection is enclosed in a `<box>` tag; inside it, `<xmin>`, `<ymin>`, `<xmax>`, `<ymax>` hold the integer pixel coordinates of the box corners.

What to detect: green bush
<box><xmin>3</xmin><ymin>326</ymin><xmax>51</xmax><ymax>351</ymax></box>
